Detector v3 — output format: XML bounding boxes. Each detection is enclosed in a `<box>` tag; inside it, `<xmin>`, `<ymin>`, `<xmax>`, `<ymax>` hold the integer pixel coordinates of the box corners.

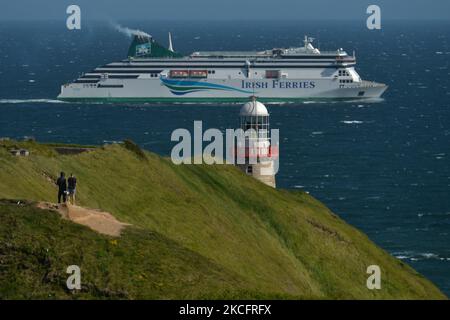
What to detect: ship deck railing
<box><xmin>359</xmin><ymin>80</ymin><xmax>387</xmax><ymax>88</ymax></box>
<box><xmin>340</xmin><ymin>81</ymin><xmax>386</xmax><ymax>89</ymax></box>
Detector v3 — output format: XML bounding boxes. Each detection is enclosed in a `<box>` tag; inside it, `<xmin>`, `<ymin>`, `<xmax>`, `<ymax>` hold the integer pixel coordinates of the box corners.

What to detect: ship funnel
<box><xmin>127</xmin><ymin>33</ymin><xmax>183</xmax><ymax>59</ymax></box>
<box><xmin>127</xmin><ymin>34</ymin><xmax>153</xmax><ymax>58</ymax></box>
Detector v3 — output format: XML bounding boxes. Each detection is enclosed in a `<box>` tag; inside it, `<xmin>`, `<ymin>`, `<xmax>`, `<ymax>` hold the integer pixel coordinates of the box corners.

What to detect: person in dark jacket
<box><xmin>56</xmin><ymin>172</ymin><xmax>67</xmax><ymax>203</ymax></box>
<box><xmin>67</xmin><ymin>173</ymin><xmax>77</xmax><ymax>205</ymax></box>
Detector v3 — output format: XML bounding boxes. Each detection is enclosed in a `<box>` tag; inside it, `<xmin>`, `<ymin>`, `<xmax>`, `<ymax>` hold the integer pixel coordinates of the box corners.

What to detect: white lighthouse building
<box><xmin>236</xmin><ymin>97</ymin><xmax>277</xmax><ymax>188</ymax></box>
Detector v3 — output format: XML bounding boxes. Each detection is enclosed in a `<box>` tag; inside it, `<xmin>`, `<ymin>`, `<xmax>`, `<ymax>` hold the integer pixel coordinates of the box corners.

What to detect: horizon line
<box><xmin>1</xmin><ymin>17</ymin><xmax>450</xmax><ymax>22</ymax></box>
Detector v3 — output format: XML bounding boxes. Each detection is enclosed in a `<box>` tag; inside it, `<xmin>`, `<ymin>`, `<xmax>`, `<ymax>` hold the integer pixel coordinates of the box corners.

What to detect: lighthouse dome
<box><xmin>239</xmin><ymin>100</ymin><xmax>269</xmax><ymax>117</ymax></box>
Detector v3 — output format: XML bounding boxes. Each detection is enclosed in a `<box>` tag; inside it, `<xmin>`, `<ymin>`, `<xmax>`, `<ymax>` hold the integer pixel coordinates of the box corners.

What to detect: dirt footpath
<box><xmin>36</xmin><ymin>202</ymin><xmax>130</xmax><ymax>236</ymax></box>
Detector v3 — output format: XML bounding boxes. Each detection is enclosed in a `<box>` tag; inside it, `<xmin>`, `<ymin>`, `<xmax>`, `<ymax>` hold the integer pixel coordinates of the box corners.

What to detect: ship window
<box><xmin>358</xmin><ymin>91</ymin><xmax>365</xmax><ymax>97</ymax></box>
<box><xmin>189</xmin><ymin>70</ymin><xmax>208</xmax><ymax>78</ymax></box>
<box><xmin>170</xmin><ymin>70</ymin><xmax>189</xmax><ymax>78</ymax></box>
<box><xmin>266</xmin><ymin>70</ymin><xmax>280</xmax><ymax>79</ymax></box>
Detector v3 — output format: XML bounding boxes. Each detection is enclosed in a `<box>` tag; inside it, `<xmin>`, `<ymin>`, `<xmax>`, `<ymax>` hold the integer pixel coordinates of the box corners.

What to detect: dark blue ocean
<box><xmin>0</xmin><ymin>20</ymin><xmax>449</xmax><ymax>296</ymax></box>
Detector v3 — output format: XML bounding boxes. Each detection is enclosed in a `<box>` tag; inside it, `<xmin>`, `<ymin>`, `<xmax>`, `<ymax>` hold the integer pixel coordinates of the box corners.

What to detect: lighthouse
<box><xmin>236</xmin><ymin>97</ymin><xmax>277</xmax><ymax>188</ymax></box>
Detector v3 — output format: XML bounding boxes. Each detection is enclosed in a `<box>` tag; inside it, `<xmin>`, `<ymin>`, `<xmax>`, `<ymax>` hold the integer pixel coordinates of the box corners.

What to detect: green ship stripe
<box><xmin>57</xmin><ymin>96</ymin><xmax>366</xmax><ymax>103</ymax></box>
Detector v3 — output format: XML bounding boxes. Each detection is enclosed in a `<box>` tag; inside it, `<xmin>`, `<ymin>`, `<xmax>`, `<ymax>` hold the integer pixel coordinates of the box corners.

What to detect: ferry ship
<box><xmin>58</xmin><ymin>33</ymin><xmax>388</xmax><ymax>102</ymax></box>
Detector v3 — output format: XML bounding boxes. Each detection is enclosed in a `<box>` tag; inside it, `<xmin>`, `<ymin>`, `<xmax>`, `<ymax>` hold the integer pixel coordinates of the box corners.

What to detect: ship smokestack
<box><xmin>127</xmin><ymin>34</ymin><xmax>152</xmax><ymax>58</ymax></box>
<box><xmin>127</xmin><ymin>33</ymin><xmax>183</xmax><ymax>59</ymax></box>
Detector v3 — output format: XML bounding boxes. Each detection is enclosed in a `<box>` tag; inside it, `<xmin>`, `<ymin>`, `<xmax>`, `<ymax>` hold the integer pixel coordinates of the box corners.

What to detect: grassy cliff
<box><xmin>0</xmin><ymin>140</ymin><xmax>446</xmax><ymax>299</ymax></box>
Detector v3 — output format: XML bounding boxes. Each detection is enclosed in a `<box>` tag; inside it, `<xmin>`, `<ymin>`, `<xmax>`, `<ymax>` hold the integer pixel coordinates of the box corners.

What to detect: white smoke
<box><xmin>114</xmin><ymin>24</ymin><xmax>151</xmax><ymax>38</ymax></box>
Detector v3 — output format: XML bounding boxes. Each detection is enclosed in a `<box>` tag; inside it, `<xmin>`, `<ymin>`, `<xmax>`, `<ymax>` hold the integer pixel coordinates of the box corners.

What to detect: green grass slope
<box><xmin>0</xmin><ymin>199</ymin><xmax>249</xmax><ymax>299</ymax></box>
<box><xmin>0</xmin><ymin>140</ymin><xmax>446</xmax><ymax>299</ymax></box>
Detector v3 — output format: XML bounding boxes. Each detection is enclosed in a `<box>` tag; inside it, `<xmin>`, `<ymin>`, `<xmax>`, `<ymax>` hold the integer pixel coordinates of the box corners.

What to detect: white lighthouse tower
<box><xmin>236</xmin><ymin>97</ymin><xmax>277</xmax><ymax>188</ymax></box>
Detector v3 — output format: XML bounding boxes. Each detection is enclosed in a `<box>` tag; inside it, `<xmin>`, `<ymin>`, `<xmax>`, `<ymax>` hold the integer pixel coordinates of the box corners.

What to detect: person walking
<box><xmin>67</xmin><ymin>173</ymin><xmax>77</xmax><ymax>205</ymax></box>
<box><xmin>56</xmin><ymin>172</ymin><xmax>67</xmax><ymax>204</ymax></box>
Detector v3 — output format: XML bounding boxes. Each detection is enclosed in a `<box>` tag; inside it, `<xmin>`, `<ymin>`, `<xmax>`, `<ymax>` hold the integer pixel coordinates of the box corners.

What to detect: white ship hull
<box><xmin>58</xmin><ymin>77</ymin><xmax>387</xmax><ymax>102</ymax></box>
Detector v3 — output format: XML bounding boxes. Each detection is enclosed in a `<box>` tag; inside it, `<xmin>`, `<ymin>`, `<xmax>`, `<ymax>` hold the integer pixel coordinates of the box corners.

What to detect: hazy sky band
<box><xmin>1</xmin><ymin>0</ymin><xmax>449</xmax><ymax>21</ymax></box>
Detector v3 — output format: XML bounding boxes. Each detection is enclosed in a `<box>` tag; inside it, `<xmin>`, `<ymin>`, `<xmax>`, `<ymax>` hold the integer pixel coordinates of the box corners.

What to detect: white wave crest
<box><xmin>0</xmin><ymin>99</ymin><xmax>66</xmax><ymax>104</ymax></box>
<box><xmin>341</xmin><ymin>120</ymin><xmax>364</xmax><ymax>124</ymax></box>
<box><xmin>393</xmin><ymin>251</ymin><xmax>447</xmax><ymax>261</ymax></box>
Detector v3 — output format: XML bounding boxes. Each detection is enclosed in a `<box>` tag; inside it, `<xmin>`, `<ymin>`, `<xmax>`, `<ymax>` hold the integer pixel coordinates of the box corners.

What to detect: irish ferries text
<box><xmin>241</xmin><ymin>80</ymin><xmax>316</xmax><ymax>89</ymax></box>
